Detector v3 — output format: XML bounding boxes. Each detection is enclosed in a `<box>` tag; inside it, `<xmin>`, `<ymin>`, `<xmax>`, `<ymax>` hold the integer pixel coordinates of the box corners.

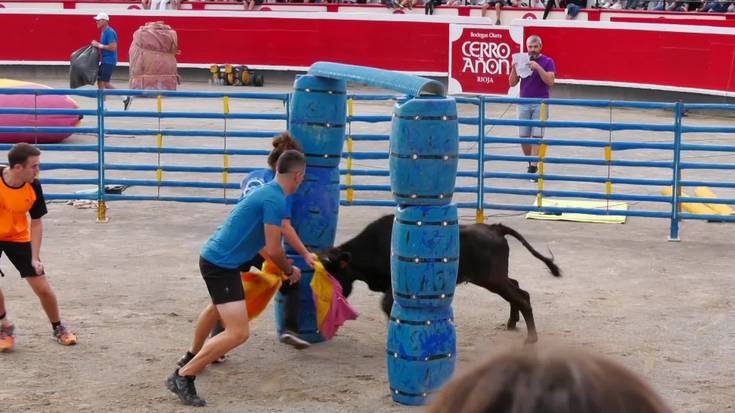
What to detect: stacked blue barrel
<box><xmin>386</xmin><ymin>97</ymin><xmax>459</xmax><ymax>405</ymax></box>
<box><xmin>275</xmin><ymin>75</ymin><xmax>346</xmax><ymax>343</ymax></box>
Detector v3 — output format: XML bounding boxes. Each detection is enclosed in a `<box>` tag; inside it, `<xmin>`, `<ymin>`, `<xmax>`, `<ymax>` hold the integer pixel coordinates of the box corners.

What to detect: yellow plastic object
<box><xmin>310</xmin><ymin>259</ymin><xmax>334</xmax><ymax>329</ymax></box>
<box><xmin>240</xmin><ymin>261</ymin><xmax>288</xmax><ymax>321</ymax></box>
<box><xmin>475</xmin><ymin>209</ymin><xmax>484</xmax><ymax>224</ymax></box>
<box><xmin>661</xmin><ymin>187</ymin><xmax>718</xmax><ymax>215</ymax></box>
<box><xmin>223</xmin><ymin>96</ymin><xmax>230</xmax><ymax>115</ymax></box>
<box><xmin>604</xmin><ymin>145</ymin><xmax>612</xmax><ymax>162</ymax></box>
<box><xmin>694</xmin><ymin>187</ymin><xmax>734</xmax><ymax>216</ymax></box>
<box><xmin>209</xmin><ymin>65</ymin><xmax>220</xmax><ymax>81</ymax></box>
<box><xmin>526</xmin><ymin>198</ymin><xmax>628</xmax><ymax>224</ymax></box>
<box><xmin>224</xmin><ymin>64</ymin><xmax>235</xmax><ymax>85</ymax></box>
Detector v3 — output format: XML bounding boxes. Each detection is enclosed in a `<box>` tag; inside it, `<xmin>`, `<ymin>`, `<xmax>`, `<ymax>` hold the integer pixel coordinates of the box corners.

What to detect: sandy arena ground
<box><xmin>0</xmin><ymin>77</ymin><xmax>733</xmax><ymax>412</ymax></box>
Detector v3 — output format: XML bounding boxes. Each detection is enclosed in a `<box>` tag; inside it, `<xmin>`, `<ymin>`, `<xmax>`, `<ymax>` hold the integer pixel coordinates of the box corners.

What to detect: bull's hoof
<box><xmin>506</xmin><ymin>320</ymin><xmax>518</xmax><ymax>330</ymax></box>
<box><xmin>524</xmin><ymin>334</ymin><xmax>539</xmax><ymax>344</ymax></box>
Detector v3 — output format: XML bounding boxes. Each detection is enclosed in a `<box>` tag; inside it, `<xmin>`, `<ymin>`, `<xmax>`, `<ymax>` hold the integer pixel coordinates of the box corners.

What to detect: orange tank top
<box><xmin>0</xmin><ymin>168</ymin><xmax>41</xmax><ymax>243</ymax></box>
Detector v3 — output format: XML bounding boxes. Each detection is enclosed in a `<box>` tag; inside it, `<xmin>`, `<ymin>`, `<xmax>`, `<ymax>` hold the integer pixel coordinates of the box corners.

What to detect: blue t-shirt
<box><xmin>100</xmin><ymin>27</ymin><xmax>118</xmax><ymax>65</ymax></box>
<box><xmin>201</xmin><ymin>180</ymin><xmax>287</xmax><ymax>269</ymax></box>
<box><xmin>241</xmin><ymin>169</ymin><xmax>293</xmax><ymax>219</ymax></box>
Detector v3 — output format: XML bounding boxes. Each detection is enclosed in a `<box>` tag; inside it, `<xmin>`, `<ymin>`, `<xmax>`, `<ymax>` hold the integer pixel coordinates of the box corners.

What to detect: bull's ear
<box><xmin>339</xmin><ymin>251</ymin><xmax>352</xmax><ymax>268</ymax></box>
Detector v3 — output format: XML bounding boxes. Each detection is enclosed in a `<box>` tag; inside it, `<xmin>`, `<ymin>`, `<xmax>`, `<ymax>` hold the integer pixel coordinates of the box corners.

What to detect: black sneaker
<box><xmin>166</xmin><ymin>369</ymin><xmax>206</xmax><ymax>407</ymax></box>
<box><xmin>279</xmin><ymin>331</ymin><xmax>310</xmax><ymax>350</ymax></box>
<box><xmin>176</xmin><ymin>351</ymin><xmax>195</xmax><ymax>368</ymax></box>
<box><xmin>212</xmin><ymin>354</ymin><xmax>227</xmax><ymax>364</ymax></box>
<box><xmin>122</xmin><ymin>96</ymin><xmax>133</xmax><ymax>111</ymax></box>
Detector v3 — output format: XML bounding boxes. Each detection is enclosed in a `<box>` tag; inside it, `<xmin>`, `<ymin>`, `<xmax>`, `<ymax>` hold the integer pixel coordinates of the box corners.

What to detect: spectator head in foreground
<box><xmin>427</xmin><ymin>346</ymin><xmax>672</xmax><ymax>413</ymax></box>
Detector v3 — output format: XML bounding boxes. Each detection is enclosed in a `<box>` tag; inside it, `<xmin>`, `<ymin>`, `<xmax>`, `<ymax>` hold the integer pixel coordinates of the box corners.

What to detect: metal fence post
<box><xmin>668</xmin><ymin>101</ymin><xmax>683</xmax><ymax>241</ymax></box>
<box><xmin>476</xmin><ymin>97</ymin><xmax>485</xmax><ymax>223</ymax></box>
<box><xmin>96</xmin><ymin>89</ymin><xmax>108</xmax><ymax>223</ymax></box>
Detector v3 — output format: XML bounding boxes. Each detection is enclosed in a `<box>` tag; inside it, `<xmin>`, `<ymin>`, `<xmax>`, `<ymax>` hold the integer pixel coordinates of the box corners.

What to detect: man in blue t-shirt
<box><xmin>90</xmin><ymin>12</ymin><xmax>133</xmax><ymax>111</ymax></box>
<box><xmin>166</xmin><ymin>150</ymin><xmax>306</xmax><ymax>407</ymax></box>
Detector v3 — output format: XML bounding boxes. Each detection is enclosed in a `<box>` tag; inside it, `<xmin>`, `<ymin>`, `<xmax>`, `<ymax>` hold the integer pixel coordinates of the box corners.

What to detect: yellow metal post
<box><xmin>346</xmin><ymin>98</ymin><xmax>354</xmax><ymax>204</ymax></box>
<box><xmin>96</xmin><ymin>200</ymin><xmax>108</xmax><ymax>223</ymax></box>
<box><xmin>475</xmin><ymin>209</ymin><xmax>484</xmax><ymax>223</ymax></box>
<box><xmin>536</xmin><ymin>143</ymin><xmax>548</xmax><ymax>208</ymax></box>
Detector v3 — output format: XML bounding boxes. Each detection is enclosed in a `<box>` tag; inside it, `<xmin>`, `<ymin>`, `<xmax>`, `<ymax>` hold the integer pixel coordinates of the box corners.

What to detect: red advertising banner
<box><xmin>448</xmin><ymin>25</ymin><xmax>521</xmax><ymax>95</ymax></box>
<box><xmin>517</xmin><ymin>20</ymin><xmax>735</xmax><ymax>96</ymax></box>
<box><xmin>0</xmin><ymin>10</ymin><xmax>490</xmax><ymax>74</ymax></box>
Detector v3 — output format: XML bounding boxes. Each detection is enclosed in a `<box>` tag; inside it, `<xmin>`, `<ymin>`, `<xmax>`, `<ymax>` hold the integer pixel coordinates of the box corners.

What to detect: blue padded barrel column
<box><xmin>387</xmin><ymin>96</ymin><xmax>459</xmax><ymax>406</ymax></box>
<box><xmin>390</xmin><ymin>98</ymin><xmax>458</xmax><ymax>206</ymax></box>
<box><xmin>386</xmin><ymin>306</ymin><xmax>456</xmax><ymax>405</ymax></box>
<box><xmin>289</xmin><ymin>75</ymin><xmax>347</xmax><ymax>168</ymax></box>
<box><xmin>275</xmin><ymin>75</ymin><xmax>347</xmax><ymax>343</ymax></box>
<box><xmin>391</xmin><ymin>205</ymin><xmax>459</xmax><ymax>310</ymax></box>
<box><xmin>287</xmin><ymin>167</ymin><xmax>341</xmax><ymax>251</ymax></box>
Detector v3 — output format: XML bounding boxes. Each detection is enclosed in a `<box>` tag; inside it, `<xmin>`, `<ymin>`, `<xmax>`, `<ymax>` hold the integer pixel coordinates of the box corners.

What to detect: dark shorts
<box><xmin>98</xmin><ymin>63</ymin><xmax>116</xmax><ymax>82</ymax></box>
<box><xmin>199</xmin><ymin>255</ymin><xmax>264</xmax><ymax>305</ymax></box>
<box><xmin>0</xmin><ymin>242</ymin><xmax>40</xmax><ymax>278</ymax></box>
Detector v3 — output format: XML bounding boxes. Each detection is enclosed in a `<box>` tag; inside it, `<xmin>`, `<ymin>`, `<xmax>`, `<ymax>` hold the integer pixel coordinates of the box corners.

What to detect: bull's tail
<box><xmin>492</xmin><ymin>224</ymin><xmax>562</xmax><ymax>277</ymax></box>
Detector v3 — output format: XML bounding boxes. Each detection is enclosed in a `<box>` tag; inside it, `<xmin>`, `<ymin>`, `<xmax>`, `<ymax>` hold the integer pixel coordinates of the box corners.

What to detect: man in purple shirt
<box><xmin>509</xmin><ymin>35</ymin><xmax>556</xmax><ymax>178</ymax></box>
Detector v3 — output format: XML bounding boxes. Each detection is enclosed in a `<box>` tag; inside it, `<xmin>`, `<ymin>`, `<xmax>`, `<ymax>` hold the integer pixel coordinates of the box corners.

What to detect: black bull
<box><xmin>319</xmin><ymin>215</ymin><xmax>561</xmax><ymax>343</ymax></box>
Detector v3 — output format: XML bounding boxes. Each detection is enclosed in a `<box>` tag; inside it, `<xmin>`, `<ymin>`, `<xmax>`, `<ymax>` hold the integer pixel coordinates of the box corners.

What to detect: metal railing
<box><xmin>0</xmin><ymin>87</ymin><xmax>732</xmax><ymax>240</ymax></box>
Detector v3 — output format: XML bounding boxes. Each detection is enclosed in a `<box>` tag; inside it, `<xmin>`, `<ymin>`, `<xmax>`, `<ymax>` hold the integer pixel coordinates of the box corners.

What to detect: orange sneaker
<box><xmin>0</xmin><ymin>323</ymin><xmax>15</xmax><ymax>352</ymax></box>
<box><xmin>53</xmin><ymin>324</ymin><xmax>77</xmax><ymax>346</ymax></box>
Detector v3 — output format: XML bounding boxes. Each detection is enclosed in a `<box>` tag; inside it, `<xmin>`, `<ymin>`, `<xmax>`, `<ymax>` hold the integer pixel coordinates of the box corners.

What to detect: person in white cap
<box><xmin>90</xmin><ymin>13</ymin><xmax>133</xmax><ymax>110</ymax></box>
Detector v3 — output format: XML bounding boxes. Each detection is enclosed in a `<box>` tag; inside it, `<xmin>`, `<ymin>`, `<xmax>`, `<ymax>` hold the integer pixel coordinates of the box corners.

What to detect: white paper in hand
<box><xmin>512</xmin><ymin>53</ymin><xmax>532</xmax><ymax>79</ymax></box>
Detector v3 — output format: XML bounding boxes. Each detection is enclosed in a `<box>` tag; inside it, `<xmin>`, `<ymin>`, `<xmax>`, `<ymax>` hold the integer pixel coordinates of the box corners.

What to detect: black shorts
<box><xmin>0</xmin><ymin>242</ymin><xmax>40</xmax><ymax>278</ymax></box>
<box><xmin>98</xmin><ymin>63</ymin><xmax>115</xmax><ymax>82</ymax></box>
<box><xmin>199</xmin><ymin>255</ymin><xmax>264</xmax><ymax>305</ymax></box>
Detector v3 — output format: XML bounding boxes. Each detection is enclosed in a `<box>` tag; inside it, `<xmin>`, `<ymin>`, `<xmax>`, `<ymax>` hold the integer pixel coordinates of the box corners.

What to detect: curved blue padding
<box><xmin>309</xmin><ymin>62</ymin><xmax>446</xmax><ymax>97</ymax></box>
<box><xmin>390</xmin><ymin>97</ymin><xmax>458</xmax><ymax>206</ymax></box>
<box><xmin>390</xmin><ymin>205</ymin><xmax>459</xmax><ymax>309</ymax></box>
<box><xmin>386</xmin><ymin>305</ymin><xmax>456</xmax><ymax>405</ymax></box>
<box><xmin>274</xmin><ymin>254</ymin><xmax>326</xmax><ymax>344</ymax></box>
<box><xmin>289</xmin><ymin>75</ymin><xmax>347</xmax><ymax>168</ymax></box>
<box><xmin>287</xmin><ymin>166</ymin><xmax>341</xmax><ymax>253</ymax></box>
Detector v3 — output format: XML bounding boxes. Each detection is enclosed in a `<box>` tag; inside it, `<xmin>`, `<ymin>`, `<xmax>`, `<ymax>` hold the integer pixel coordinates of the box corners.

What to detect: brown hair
<box><xmin>8</xmin><ymin>143</ymin><xmax>41</xmax><ymax>168</ymax></box>
<box><xmin>427</xmin><ymin>346</ymin><xmax>672</xmax><ymax>413</ymax></box>
<box><xmin>276</xmin><ymin>150</ymin><xmax>306</xmax><ymax>175</ymax></box>
<box><xmin>268</xmin><ymin>132</ymin><xmax>303</xmax><ymax>171</ymax></box>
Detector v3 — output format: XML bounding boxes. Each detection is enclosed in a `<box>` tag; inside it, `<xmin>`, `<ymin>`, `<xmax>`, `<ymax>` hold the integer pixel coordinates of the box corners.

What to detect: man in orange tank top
<box><xmin>0</xmin><ymin>143</ymin><xmax>76</xmax><ymax>352</ymax></box>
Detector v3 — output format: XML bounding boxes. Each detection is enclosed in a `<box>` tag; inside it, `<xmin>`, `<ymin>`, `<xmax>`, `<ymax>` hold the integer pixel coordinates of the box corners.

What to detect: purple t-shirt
<box><xmin>520</xmin><ymin>55</ymin><xmax>556</xmax><ymax>99</ymax></box>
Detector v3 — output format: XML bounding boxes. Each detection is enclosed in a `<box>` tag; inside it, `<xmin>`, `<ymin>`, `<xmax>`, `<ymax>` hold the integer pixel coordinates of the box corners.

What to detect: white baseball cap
<box><xmin>94</xmin><ymin>12</ymin><xmax>110</xmax><ymax>21</ymax></box>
